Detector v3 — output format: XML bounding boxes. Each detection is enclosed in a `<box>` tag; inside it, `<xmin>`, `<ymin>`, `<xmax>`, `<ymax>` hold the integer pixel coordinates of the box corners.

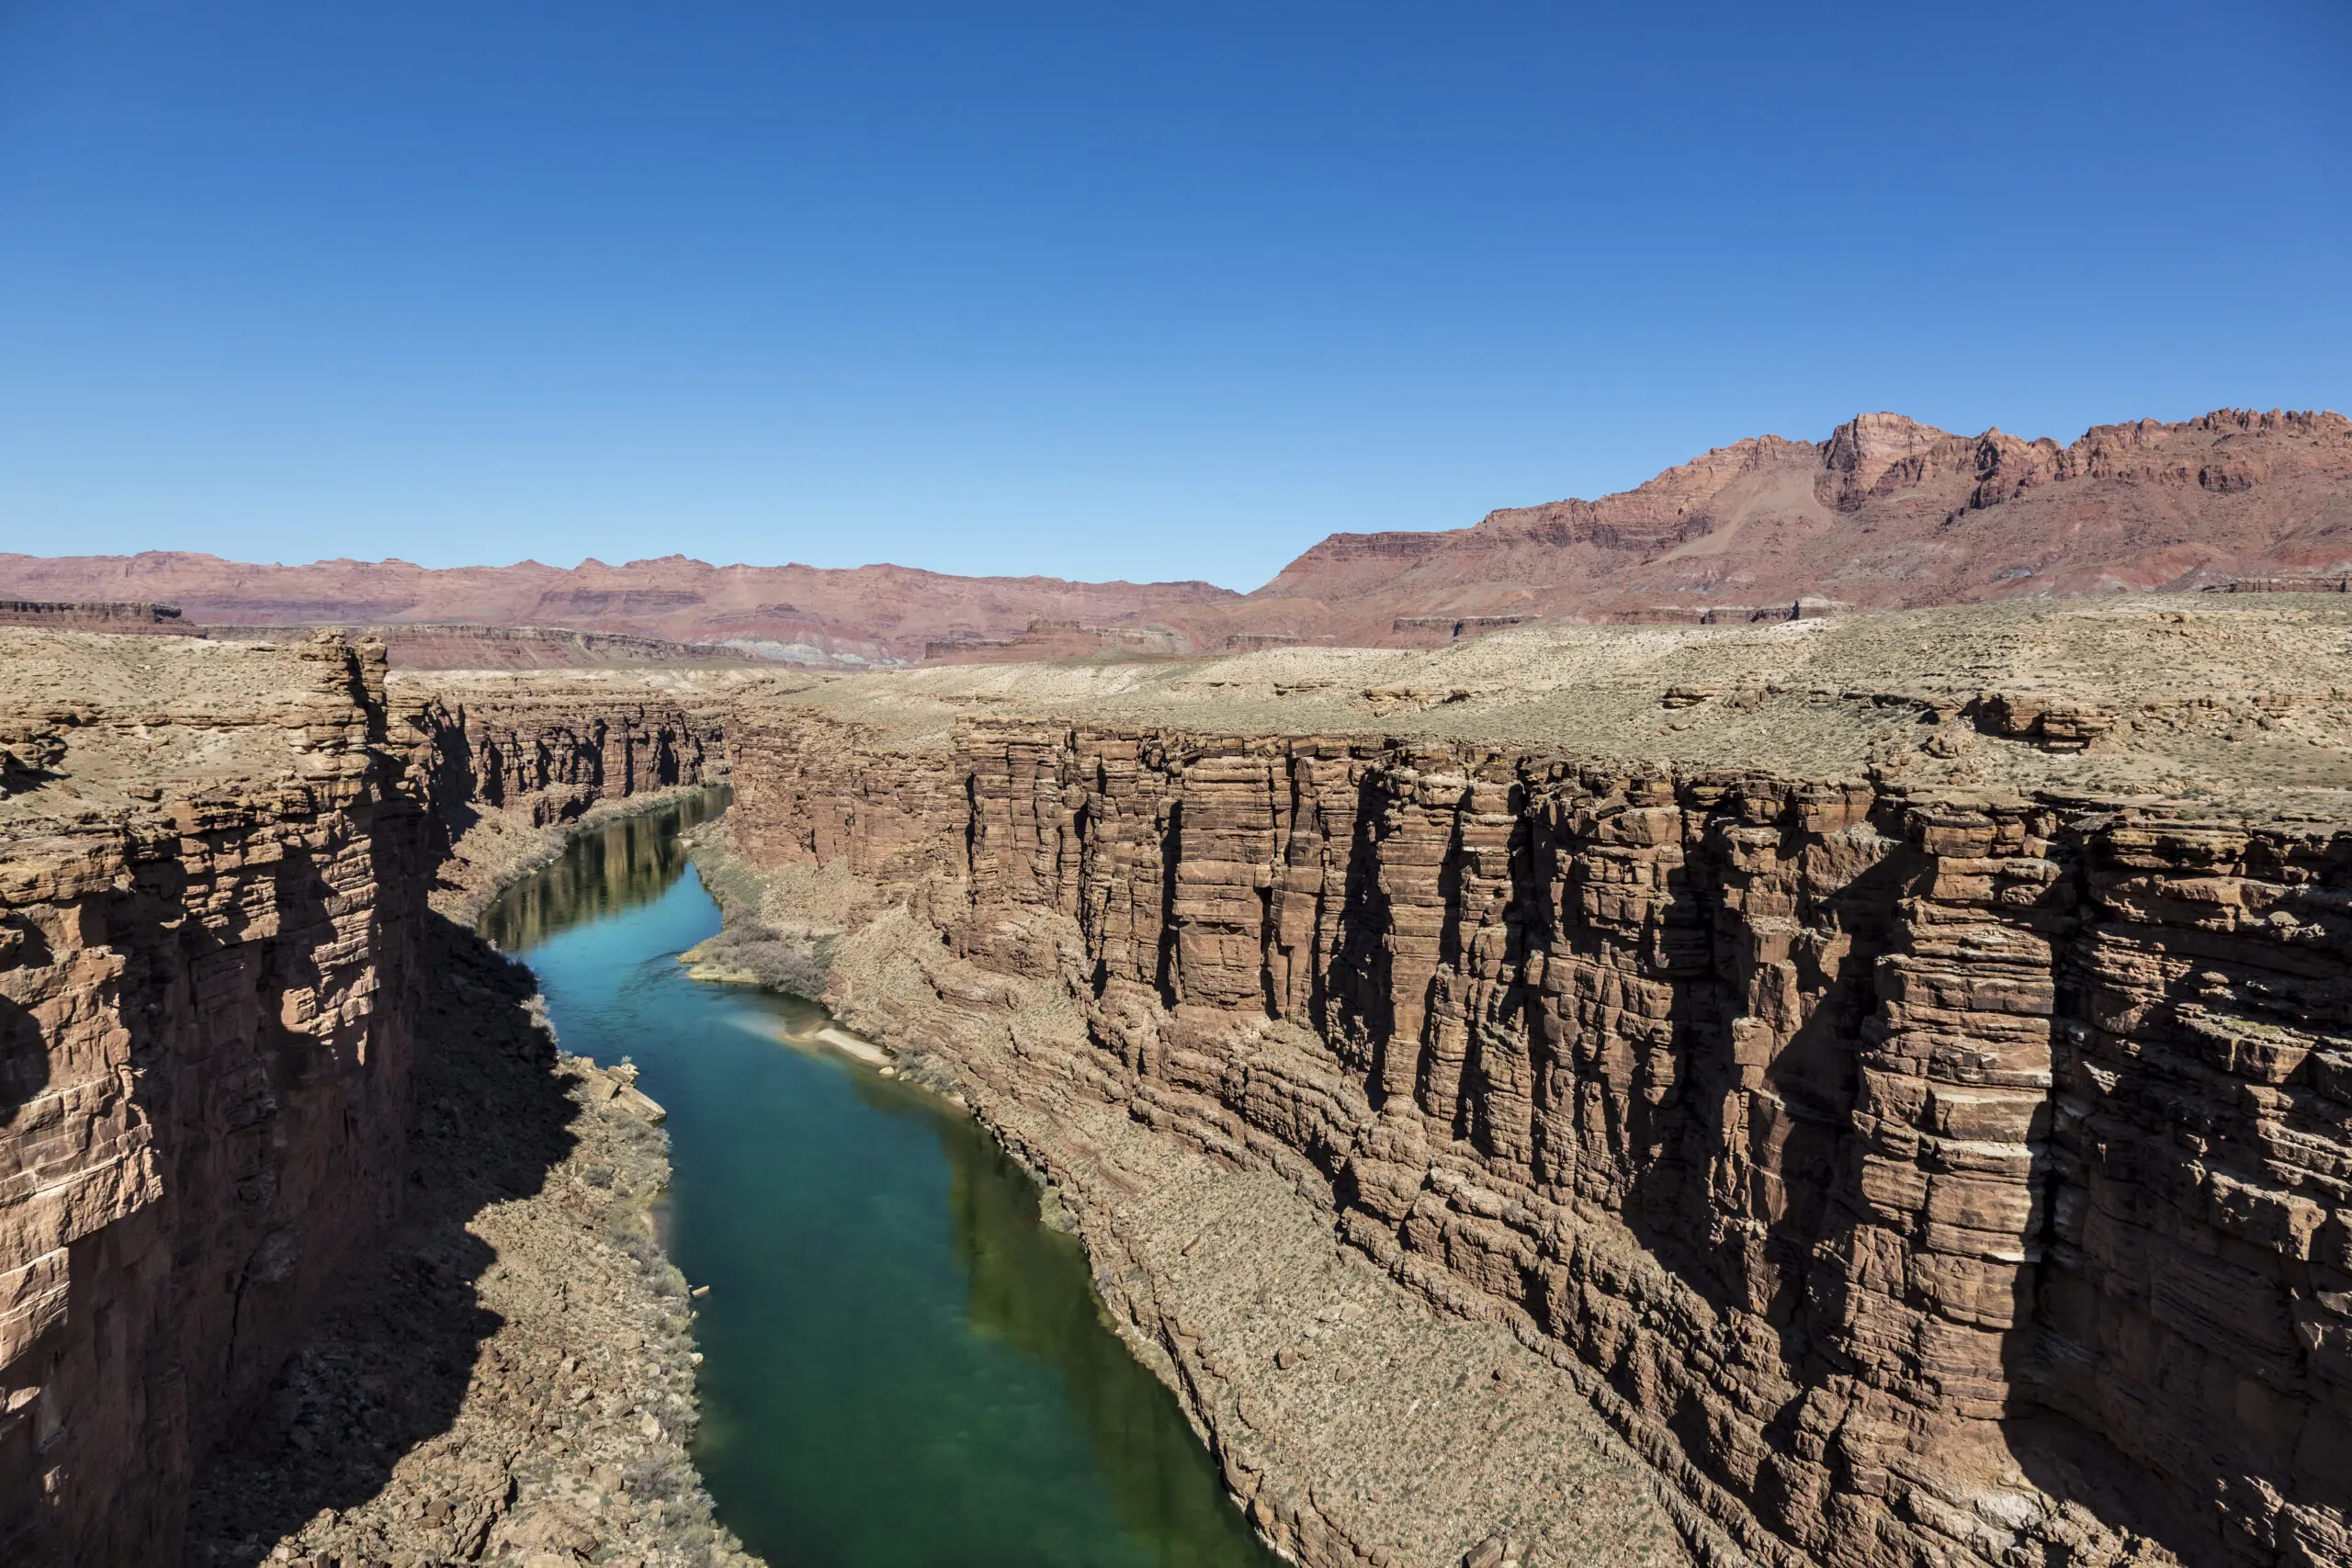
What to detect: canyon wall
<box><xmin>0</xmin><ymin>637</ymin><xmax>427</xmax><ymax>1566</ymax></box>
<box><xmin>390</xmin><ymin>677</ymin><xmax>727</xmax><ymax>845</ymax></box>
<box><xmin>0</xmin><ymin>639</ymin><xmax>720</xmax><ymax>1567</ymax></box>
<box><xmin>726</xmin><ymin>711</ymin><xmax>2352</xmax><ymax>1568</ymax></box>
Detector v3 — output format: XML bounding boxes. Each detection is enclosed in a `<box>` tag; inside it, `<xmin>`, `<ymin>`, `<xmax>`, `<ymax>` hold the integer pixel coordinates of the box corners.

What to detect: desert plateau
<box><xmin>6</xmin><ymin>564</ymin><xmax>2352</xmax><ymax>1568</ymax></box>
<box><xmin>5</xmin><ymin>5</ymin><xmax>2346</xmax><ymax>1564</ymax></box>
<box><xmin>7</xmin><ymin>408</ymin><xmax>2351</xmax><ymax>667</ymax></box>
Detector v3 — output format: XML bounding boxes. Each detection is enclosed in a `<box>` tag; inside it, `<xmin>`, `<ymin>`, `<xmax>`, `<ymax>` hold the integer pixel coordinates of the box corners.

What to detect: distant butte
<box><xmin>4</xmin><ymin>407</ymin><xmax>2346</xmax><ymax>663</ymax></box>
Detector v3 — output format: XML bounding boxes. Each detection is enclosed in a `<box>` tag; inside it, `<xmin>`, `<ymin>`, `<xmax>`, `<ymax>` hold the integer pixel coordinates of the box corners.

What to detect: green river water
<box><xmin>479</xmin><ymin>795</ymin><xmax>1280</xmax><ymax>1568</ymax></box>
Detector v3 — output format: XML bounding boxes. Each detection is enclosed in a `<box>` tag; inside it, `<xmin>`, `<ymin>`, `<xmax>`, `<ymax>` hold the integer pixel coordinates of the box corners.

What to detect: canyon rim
<box><xmin>3</xmin><ymin>585</ymin><xmax>2350</xmax><ymax>1568</ymax></box>
<box><xmin>7</xmin><ymin>0</ymin><xmax>2345</xmax><ymax>1554</ymax></box>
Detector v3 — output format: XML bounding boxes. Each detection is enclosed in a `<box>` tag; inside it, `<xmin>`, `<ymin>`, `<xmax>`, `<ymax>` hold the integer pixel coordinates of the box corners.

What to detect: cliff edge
<box><xmin>705</xmin><ymin>595</ymin><xmax>2352</xmax><ymax>1568</ymax></box>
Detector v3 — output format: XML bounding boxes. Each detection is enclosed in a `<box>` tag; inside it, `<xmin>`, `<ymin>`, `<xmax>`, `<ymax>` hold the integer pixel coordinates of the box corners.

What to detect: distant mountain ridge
<box><xmin>1221</xmin><ymin>407</ymin><xmax>2352</xmax><ymax>645</ymax></box>
<box><xmin>0</xmin><ymin>551</ymin><xmax>1241</xmax><ymax>665</ymax></box>
<box><xmin>6</xmin><ymin>407</ymin><xmax>2346</xmax><ymax>661</ymax></box>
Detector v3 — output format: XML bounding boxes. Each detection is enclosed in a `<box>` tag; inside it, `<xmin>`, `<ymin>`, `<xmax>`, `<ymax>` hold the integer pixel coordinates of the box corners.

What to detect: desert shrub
<box><xmin>696</xmin><ymin>922</ymin><xmax>830</xmax><ymax>998</ymax></box>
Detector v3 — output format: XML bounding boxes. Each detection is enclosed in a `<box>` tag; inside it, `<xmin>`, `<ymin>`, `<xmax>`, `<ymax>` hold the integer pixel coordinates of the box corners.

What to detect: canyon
<box><xmin>695</xmin><ymin>599</ymin><xmax>2352</xmax><ymax>1568</ymax></box>
<box><xmin>4</xmin><ymin>591</ymin><xmax>2350</xmax><ymax>1568</ymax></box>
<box><xmin>0</xmin><ymin>627</ymin><xmax>739</xmax><ymax>1567</ymax></box>
<box><xmin>4</xmin><ymin>408</ymin><xmax>2347</xmax><ymax>663</ymax></box>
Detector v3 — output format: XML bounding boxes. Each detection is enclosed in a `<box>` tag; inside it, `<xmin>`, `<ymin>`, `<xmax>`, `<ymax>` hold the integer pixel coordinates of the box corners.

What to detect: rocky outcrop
<box><xmin>0</xmin><ymin>600</ymin><xmax>194</xmax><ymax>634</ymax></box>
<box><xmin>0</xmin><ymin>634</ymin><xmax>730</xmax><ymax>1567</ymax></box>
<box><xmin>724</xmin><ymin>708</ymin><xmax>2352</xmax><ymax>1568</ymax></box>
<box><xmin>0</xmin><ymin>634</ymin><xmax>429</xmax><ymax>1567</ymax></box>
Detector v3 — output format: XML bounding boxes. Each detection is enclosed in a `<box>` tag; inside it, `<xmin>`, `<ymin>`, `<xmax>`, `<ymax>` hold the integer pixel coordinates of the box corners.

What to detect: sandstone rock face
<box><xmin>392</xmin><ymin>682</ymin><xmax>723</xmax><ymax>836</ymax></box>
<box><xmin>726</xmin><ymin>711</ymin><xmax>2352</xmax><ymax>1568</ymax></box>
<box><xmin>0</xmin><ymin>636</ymin><xmax>428</xmax><ymax>1566</ymax></box>
<box><xmin>0</xmin><ymin>634</ymin><xmax>718</xmax><ymax>1567</ymax></box>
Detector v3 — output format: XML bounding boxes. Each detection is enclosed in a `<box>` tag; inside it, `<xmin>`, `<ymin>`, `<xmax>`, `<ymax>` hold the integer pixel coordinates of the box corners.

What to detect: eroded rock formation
<box><xmin>1233</xmin><ymin>409</ymin><xmax>2352</xmax><ymax>646</ymax></box>
<box><xmin>9</xmin><ymin>592</ymin><xmax>2352</xmax><ymax>1568</ymax></box>
<box><xmin>0</xmin><ymin>631</ymin><xmax>723</xmax><ymax>1567</ymax></box>
<box><xmin>0</xmin><ymin>633</ymin><xmax>427</xmax><ymax>1564</ymax></box>
<box><xmin>721</xmin><ymin>704</ymin><xmax>2352</xmax><ymax>1568</ymax></box>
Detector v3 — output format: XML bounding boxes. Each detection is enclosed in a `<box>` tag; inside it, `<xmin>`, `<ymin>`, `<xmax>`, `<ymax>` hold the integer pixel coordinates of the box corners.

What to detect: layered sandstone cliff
<box><xmin>0</xmin><ymin>630</ymin><xmax>428</xmax><ymax>1565</ymax></box>
<box><xmin>0</xmin><ymin>631</ymin><xmax>725</xmax><ymax>1567</ymax></box>
<box><xmin>390</xmin><ymin>669</ymin><xmax>727</xmax><ymax>836</ymax></box>
<box><xmin>713</xmin><ymin>600</ymin><xmax>2352</xmax><ymax>1568</ymax></box>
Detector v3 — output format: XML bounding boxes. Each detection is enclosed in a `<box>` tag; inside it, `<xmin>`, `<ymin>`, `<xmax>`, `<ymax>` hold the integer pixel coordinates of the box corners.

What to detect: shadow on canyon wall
<box><xmin>929</xmin><ymin>1082</ymin><xmax>1272</xmax><ymax>1562</ymax></box>
<box><xmin>0</xmin><ymin>992</ymin><xmax>46</xmax><ymax>1126</ymax></box>
<box><xmin>1312</xmin><ymin>788</ymin><xmax>2228</xmax><ymax>1568</ymax></box>
<box><xmin>1992</xmin><ymin>944</ymin><xmax>2248</xmax><ymax>1568</ymax></box>
<box><xmin>0</xmin><ymin>912</ymin><xmax>53</xmax><ymax>1123</ymax></box>
<box><xmin>180</xmin><ymin>914</ymin><xmax>580</xmax><ymax>1567</ymax></box>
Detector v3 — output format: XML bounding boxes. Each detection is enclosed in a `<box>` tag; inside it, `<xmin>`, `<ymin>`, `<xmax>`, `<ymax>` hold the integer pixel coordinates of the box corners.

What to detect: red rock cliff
<box><xmin>0</xmin><ymin>636</ymin><xmax>429</xmax><ymax>1565</ymax></box>
<box><xmin>0</xmin><ymin>637</ymin><xmax>720</xmax><ymax>1566</ymax></box>
<box><xmin>727</xmin><ymin>712</ymin><xmax>2350</xmax><ymax>1568</ymax></box>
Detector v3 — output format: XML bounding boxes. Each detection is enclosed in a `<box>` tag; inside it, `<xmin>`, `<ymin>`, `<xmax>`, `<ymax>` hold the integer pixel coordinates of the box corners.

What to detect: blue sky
<box><xmin>0</xmin><ymin>1</ymin><xmax>2345</xmax><ymax>589</ymax></box>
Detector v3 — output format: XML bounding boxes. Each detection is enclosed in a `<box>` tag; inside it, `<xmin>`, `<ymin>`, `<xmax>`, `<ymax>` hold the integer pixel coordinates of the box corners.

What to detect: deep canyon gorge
<box><xmin>5</xmin><ymin>593</ymin><xmax>2351</xmax><ymax>1568</ymax></box>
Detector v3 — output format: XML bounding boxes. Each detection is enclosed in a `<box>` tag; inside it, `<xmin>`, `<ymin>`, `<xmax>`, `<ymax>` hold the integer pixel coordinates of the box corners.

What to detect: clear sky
<box><xmin>0</xmin><ymin>2</ymin><xmax>2345</xmax><ymax>590</ymax></box>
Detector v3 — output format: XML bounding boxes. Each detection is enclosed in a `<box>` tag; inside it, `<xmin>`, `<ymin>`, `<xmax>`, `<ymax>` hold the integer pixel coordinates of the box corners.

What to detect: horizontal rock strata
<box><xmin>204</xmin><ymin>623</ymin><xmax>772</xmax><ymax>672</ymax></box>
<box><xmin>0</xmin><ymin>635</ymin><xmax>428</xmax><ymax>1566</ymax></box>
<box><xmin>724</xmin><ymin>708</ymin><xmax>2352</xmax><ymax>1568</ymax></box>
<box><xmin>390</xmin><ymin>682</ymin><xmax>723</xmax><ymax>835</ymax></box>
<box><xmin>0</xmin><ymin>633</ymin><xmax>731</xmax><ymax>1566</ymax></box>
<box><xmin>0</xmin><ymin>600</ymin><xmax>193</xmax><ymax>634</ymax></box>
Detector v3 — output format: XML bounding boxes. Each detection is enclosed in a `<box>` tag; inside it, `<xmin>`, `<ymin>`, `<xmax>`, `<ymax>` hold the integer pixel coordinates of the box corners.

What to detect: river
<box><xmin>479</xmin><ymin>793</ymin><xmax>1282</xmax><ymax>1568</ymax></box>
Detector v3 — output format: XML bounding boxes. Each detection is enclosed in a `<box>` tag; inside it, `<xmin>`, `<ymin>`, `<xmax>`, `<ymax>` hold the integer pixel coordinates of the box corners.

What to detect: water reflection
<box><xmin>480</xmin><ymin>797</ymin><xmax>1279</xmax><ymax>1568</ymax></box>
<box><xmin>939</xmin><ymin>1112</ymin><xmax>1270</xmax><ymax>1565</ymax></box>
<box><xmin>479</xmin><ymin>785</ymin><xmax>729</xmax><ymax>952</ymax></box>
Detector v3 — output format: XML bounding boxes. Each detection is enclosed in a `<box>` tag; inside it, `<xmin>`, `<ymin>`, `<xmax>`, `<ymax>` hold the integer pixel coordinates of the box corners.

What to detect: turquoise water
<box><xmin>481</xmin><ymin>799</ymin><xmax>1279</xmax><ymax>1568</ymax></box>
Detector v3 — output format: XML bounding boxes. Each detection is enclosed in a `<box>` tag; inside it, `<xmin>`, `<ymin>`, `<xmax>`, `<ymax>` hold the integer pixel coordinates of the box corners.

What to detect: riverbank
<box><xmin>682</xmin><ymin>819</ymin><xmax>1717</xmax><ymax>1568</ymax></box>
<box><xmin>185</xmin><ymin>793</ymin><xmax>760</xmax><ymax>1568</ymax></box>
<box><xmin>433</xmin><ymin>782</ymin><xmax>724</xmax><ymax>927</ymax></box>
